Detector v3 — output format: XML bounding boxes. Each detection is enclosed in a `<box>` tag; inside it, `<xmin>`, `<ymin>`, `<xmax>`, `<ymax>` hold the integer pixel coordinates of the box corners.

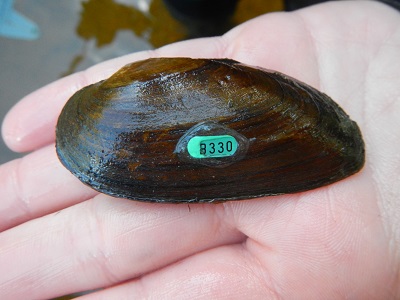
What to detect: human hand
<box><xmin>1</xmin><ymin>1</ymin><xmax>399</xmax><ymax>299</ymax></box>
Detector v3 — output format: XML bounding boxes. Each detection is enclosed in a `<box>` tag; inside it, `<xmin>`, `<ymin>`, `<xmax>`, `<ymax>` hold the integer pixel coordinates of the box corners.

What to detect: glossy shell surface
<box><xmin>56</xmin><ymin>57</ymin><xmax>365</xmax><ymax>203</ymax></box>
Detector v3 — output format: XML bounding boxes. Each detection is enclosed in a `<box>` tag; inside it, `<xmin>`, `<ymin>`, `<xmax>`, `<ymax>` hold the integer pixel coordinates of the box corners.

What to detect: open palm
<box><xmin>1</xmin><ymin>1</ymin><xmax>399</xmax><ymax>299</ymax></box>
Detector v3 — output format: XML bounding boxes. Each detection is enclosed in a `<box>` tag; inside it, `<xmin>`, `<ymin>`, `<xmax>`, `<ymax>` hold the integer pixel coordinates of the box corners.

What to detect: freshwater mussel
<box><xmin>56</xmin><ymin>57</ymin><xmax>365</xmax><ymax>203</ymax></box>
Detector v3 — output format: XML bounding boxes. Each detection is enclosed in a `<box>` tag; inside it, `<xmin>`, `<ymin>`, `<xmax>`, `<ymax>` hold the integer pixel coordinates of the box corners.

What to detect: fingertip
<box><xmin>1</xmin><ymin>93</ymin><xmax>56</xmax><ymax>153</ymax></box>
<box><xmin>2</xmin><ymin>102</ymin><xmax>27</xmax><ymax>152</ymax></box>
<box><xmin>1</xmin><ymin>74</ymin><xmax>86</xmax><ymax>153</ymax></box>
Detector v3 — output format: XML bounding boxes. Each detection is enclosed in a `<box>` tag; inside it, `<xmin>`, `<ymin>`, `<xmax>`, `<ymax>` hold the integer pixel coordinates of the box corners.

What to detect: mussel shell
<box><xmin>56</xmin><ymin>57</ymin><xmax>365</xmax><ymax>203</ymax></box>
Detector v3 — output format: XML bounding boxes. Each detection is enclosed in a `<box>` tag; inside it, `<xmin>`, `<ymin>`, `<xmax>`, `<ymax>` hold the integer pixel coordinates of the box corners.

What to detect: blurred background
<box><xmin>0</xmin><ymin>0</ymin><xmax>323</xmax><ymax>165</ymax></box>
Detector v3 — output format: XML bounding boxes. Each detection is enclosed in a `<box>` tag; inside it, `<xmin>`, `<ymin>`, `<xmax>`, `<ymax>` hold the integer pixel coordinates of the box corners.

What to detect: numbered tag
<box><xmin>187</xmin><ymin>135</ymin><xmax>238</xmax><ymax>158</ymax></box>
<box><xmin>174</xmin><ymin>121</ymin><xmax>249</xmax><ymax>167</ymax></box>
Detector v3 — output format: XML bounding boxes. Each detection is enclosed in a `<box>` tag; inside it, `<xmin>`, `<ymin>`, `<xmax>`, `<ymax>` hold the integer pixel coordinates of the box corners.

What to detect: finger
<box><xmin>79</xmin><ymin>245</ymin><xmax>273</xmax><ymax>300</ymax></box>
<box><xmin>0</xmin><ymin>144</ymin><xmax>97</xmax><ymax>232</ymax></box>
<box><xmin>1</xmin><ymin>37</ymin><xmax>227</xmax><ymax>153</ymax></box>
<box><xmin>0</xmin><ymin>197</ymin><xmax>244</xmax><ymax>300</ymax></box>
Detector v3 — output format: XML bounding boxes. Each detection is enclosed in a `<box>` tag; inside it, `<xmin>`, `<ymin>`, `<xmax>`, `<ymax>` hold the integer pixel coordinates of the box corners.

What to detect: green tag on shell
<box><xmin>187</xmin><ymin>135</ymin><xmax>238</xmax><ymax>158</ymax></box>
<box><xmin>174</xmin><ymin>121</ymin><xmax>250</xmax><ymax>168</ymax></box>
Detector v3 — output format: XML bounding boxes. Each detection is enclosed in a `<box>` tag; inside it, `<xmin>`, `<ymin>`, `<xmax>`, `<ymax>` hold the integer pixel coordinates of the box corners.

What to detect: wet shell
<box><xmin>56</xmin><ymin>57</ymin><xmax>365</xmax><ymax>203</ymax></box>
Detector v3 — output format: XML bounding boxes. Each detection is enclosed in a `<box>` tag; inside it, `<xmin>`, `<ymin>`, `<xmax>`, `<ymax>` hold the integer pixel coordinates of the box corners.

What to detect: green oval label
<box><xmin>187</xmin><ymin>135</ymin><xmax>238</xmax><ymax>158</ymax></box>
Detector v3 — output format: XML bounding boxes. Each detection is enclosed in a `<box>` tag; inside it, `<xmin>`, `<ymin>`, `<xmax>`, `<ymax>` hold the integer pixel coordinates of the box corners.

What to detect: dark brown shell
<box><xmin>56</xmin><ymin>57</ymin><xmax>365</xmax><ymax>203</ymax></box>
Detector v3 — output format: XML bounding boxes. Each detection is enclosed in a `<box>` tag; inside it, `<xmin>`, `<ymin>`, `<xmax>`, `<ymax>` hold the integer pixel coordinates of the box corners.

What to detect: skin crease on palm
<box><xmin>0</xmin><ymin>1</ymin><xmax>399</xmax><ymax>299</ymax></box>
